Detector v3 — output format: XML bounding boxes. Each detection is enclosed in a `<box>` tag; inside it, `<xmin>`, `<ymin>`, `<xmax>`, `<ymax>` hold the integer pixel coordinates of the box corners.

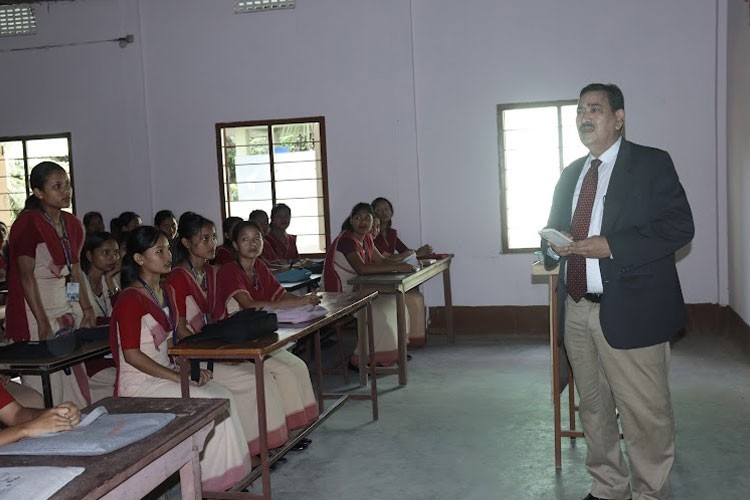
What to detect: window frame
<box><xmin>215</xmin><ymin>116</ymin><xmax>331</xmax><ymax>257</ymax></box>
<box><xmin>497</xmin><ymin>100</ymin><xmax>578</xmax><ymax>254</ymax></box>
<box><xmin>0</xmin><ymin>132</ymin><xmax>76</xmax><ymax>223</ymax></box>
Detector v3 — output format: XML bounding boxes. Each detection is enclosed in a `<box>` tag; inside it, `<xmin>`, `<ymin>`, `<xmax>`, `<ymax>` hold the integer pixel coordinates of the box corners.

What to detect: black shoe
<box><xmin>406</xmin><ymin>353</ymin><xmax>413</xmax><ymax>361</ymax></box>
<box><xmin>290</xmin><ymin>441</ymin><xmax>310</xmax><ymax>451</ymax></box>
<box><xmin>300</xmin><ymin>437</ymin><xmax>312</xmax><ymax>445</ymax></box>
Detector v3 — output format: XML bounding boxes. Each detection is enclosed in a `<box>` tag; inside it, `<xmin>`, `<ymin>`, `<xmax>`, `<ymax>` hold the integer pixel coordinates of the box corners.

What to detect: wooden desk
<box><xmin>532</xmin><ymin>262</ymin><xmax>582</xmax><ymax>468</ymax></box>
<box><xmin>280</xmin><ymin>273</ymin><xmax>321</xmax><ymax>293</ymax></box>
<box><xmin>0</xmin><ymin>339</ymin><xmax>111</xmax><ymax>408</ymax></box>
<box><xmin>168</xmin><ymin>291</ymin><xmax>379</xmax><ymax>500</ymax></box>
<box><xmin>0</xmin><ymin>397</ymin><xmax>226</xmax><ymax>500</ymax></box>
<box><xmin>348</xmin><ymin>255</ymin><xmax>454</xmax><ymax>386</ymax></box>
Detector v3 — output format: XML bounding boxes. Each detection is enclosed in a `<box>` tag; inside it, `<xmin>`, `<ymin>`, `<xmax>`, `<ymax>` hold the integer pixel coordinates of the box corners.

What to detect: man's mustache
<box><xmin>579</xmin><ymin>123</ymin><xmax>595</xmax><ymax>132</ymax></box>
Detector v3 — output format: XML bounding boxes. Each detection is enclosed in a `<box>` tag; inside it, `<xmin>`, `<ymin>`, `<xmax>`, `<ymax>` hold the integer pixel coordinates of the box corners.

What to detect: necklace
<box><xmin>237</xmin><ymin>260</ymin><xmax>260</xmax><ymax>291</ymax></box>
<box><xmin>85</xmin><ymin>273</ymin><xmax>109</xmax><ymax>317</ymax></box>
<box><xmin>137</xmin><ymin>277</ymin><xmax>175</xmax><ymax>331</ymax></box>
<box><xmin>187</xmin><ymin>260</ymin><xmax>206</xmax><ymax>291</ymax></box>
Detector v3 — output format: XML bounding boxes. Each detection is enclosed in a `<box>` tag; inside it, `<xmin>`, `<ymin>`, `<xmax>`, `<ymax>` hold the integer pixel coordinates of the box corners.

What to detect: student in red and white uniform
<box><xmin>110</xmin><ymin>226</ymin><xmax>250</xmax><ymax>490</ymax></box>
<box><xmin>6</xmin><ymin>162</ymin><xmax>94</xmax><ymax>407</ymax></box>
<box><xmin>323</xmin><ymin>203</ymin><xmax>417</xmax><ymax>367</ymax></box>
<box><xmin>215</xmin><ymin>221</ymin><xmax>319</xmax><ymax>431</ymax></box>
<box><xmin>164</xmin><ymin>212</ymin><xmax>288</xmax><ymax>455</ymax></box>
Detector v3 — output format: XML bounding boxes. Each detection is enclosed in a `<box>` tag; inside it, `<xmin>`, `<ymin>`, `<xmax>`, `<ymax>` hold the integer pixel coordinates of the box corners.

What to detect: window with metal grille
<box><xmin>497</xmin><ymin>101</ymin><xmax>587</xmax><ymax>252</ymax></box>
<box><xmin>0</xmin><ymin>134</ymin><xmax>75</xmax><ymax>225</ymax></box>
<box><xmin>216</xmin><ymin>117</ymin><xmax>329</xmax><ymax>255</ymax></box>
<box><xmin>0</xmin><ymin>6</ymin><xmax>36</xmax><ymax>37</ymax></box>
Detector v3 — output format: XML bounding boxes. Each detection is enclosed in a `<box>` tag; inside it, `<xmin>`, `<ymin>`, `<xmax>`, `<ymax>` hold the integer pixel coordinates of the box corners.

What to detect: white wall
<box><xmin>0</xmin><ymin>0</ymin><xmax>726</xmax><ymax>308</ymax></box>
<box><xmin>412</xmin><ymin>0</ymin><xmax>722</xmax><ymax>306</ymax></box>
<box><xmin>727</xmin><ymin>0</ymin><xmax>750</xmax><ymax>323</ymax></box>
<box><xmin>0</xmin><ymin>0</ymin><xmax>151</xmax><ymax>225</ymax></box>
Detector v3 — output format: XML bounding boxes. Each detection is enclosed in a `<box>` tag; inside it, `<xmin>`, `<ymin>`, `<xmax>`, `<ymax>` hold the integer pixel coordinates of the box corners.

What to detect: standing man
<box><xmin>543</xmin><ymin>83</ymin><xmax>694</xmax><ymax>500</ymax></box>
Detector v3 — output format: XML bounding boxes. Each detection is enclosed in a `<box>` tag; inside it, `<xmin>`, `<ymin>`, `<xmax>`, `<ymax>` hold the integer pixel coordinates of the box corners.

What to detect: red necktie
<box><xmin>567</xmin><ymin>159</ymin><xmax>601</xmax><ymax>302</ymax></box>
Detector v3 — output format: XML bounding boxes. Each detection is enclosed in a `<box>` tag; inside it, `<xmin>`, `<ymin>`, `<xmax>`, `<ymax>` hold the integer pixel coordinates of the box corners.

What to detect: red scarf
<box><xmin>6</xmin><ymin>210</ymin><xmax>84</xmax><ymax>341</ymax></box>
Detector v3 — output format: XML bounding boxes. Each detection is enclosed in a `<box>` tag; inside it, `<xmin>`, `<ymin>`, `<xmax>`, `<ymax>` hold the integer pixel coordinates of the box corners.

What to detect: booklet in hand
<box><xmin>538</xmin><ymin>228</ymin><xmax>573</xmax><ymax>247</ymax></box>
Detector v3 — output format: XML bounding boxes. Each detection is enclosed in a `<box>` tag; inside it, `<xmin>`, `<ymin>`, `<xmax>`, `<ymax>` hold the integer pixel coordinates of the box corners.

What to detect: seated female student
<box><xmin>154</xmin><ymin>210</ymin><xmax>178</xmax><ymax>241</ymax></box>
<box><xmin>371</xmin><ymin>197</ymin><xmax>432</xmax><ymax>257</ymax></box>
<box><xmin>0</xmin><ymin>384</ymin><xmax>79</xmax><ymax>446</ymax></box>
<box><xmin>214</xmin><ymin>221</ymin><xmax>320</xmax><ymax>432</ymax></box>
<box><xmin>6</xmin><ymin>162</ymin><xmax>95</xmax><ymax>407</ymax></box>
<box><xmin>164</xmin><ymin>212</ymin><xmax>289</xmax><ymax>455</ymax></box>
<box><xmin>214</xmin><ymin>216</ymin><xmax>243</xmax><ymax>266</ymax></box>
<box><xmin>371</xmin><ymin>196</ymin><xmax>429</xmax><ymax>347</ymax></box>
<box><xmin>248</xmin><ymin>209</ymin><xmax>280</xmax><ymax>264</ymax></box>
<box><xmin>265</xmin><ymin>204</ymin><xmax>300</xmax><ymax>263</ymax></box>
<box><xmin>83</xmin><ymin>211</ymin><xmax>105</xmax><ymax>235</ymax></box>
<box><xmin>109</xmin><ymin>211</ymin><xmax>142</xmax><ymax>242</ymax></box>
<box><xmin>323</xmin><ymin>203</ymin><xmax>417</xmax><ymax>367</ymax></box>
<box><xmin>75</xmin><ymin>231</ymin><xmax>121</xmax><ymax>402</ymax></box>
<box><xmin>109</xmin><ymin>226</ymin><xmax>251</xmax><ymax>490</ymax></box>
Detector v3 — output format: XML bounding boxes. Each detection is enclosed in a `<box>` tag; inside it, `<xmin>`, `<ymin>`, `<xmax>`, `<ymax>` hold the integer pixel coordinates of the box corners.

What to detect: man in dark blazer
<box><xmin>543</xmin><ymin>83</ymin><xmax>693</xmax><ymax>500</ymax></box>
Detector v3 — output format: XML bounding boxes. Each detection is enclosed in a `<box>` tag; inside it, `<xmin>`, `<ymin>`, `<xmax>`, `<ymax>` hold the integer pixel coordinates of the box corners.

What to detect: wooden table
<box><xmin>532</xmin><ymin>262</ymin><xmax>582</xmax><ymax>468</ymax></box>
<box><xmin>0</xmin><ymin>339</ymin><xmax>111</xmax><ymax>408</ymax></box>
<box><xmin>348</xmin><ymin>255</ymin><xmax>454</xmax><ymax>386</ymax></box>
<box><xmin>0</xmin><ymin>397</ymin><xmax>227</xmax><ymax>499</ymax></box>
<box><xmin>168</xmin><ymin>291</ymin><xmax>379</xmax><ymax>500</ymax></box>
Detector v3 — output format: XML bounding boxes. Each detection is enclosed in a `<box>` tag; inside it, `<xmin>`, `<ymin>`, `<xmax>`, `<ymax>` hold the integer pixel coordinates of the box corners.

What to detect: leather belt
<box><xmin>583</xmin><ymin>293</ymin><xmax>602</xmax><ymax>303</ymax></box>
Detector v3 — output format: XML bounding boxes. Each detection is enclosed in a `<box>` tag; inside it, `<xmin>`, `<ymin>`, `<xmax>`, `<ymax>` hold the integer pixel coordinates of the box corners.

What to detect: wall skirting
<box><xmin>428</xmin><ymin>303</ymin><xmax>750</xmax><ymax>340</ymax></box>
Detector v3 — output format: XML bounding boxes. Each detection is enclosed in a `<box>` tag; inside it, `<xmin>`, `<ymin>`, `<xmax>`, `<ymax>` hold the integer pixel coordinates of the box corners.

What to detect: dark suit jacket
<box><xmin>543</xmin><ymin>139</ymin><xmax>694</xmax><ymax>349</ymax></box>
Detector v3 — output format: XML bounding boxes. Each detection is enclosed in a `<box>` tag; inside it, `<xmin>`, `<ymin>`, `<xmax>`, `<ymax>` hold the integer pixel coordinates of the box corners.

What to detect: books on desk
<box><xmin>0</xmin><ymin>407</ymin><xmax>175</xmax><ymax>456</ymax></box>
<box><xmin>0</xmin><ymin>466</ymin><xmax>84</xmax><ymax>499</ymax></box>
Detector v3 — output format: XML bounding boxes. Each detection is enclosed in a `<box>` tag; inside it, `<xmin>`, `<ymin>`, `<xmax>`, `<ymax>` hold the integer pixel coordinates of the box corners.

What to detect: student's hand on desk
<box><xmin>569</xmin><ymin>236</ymin><xmax>611</xmax><ymax>259</ymax></box>
<box><xmin>55</xmin><ymin>402</ymin><xmax>81</xmax><ymax>426</ymax></box>
<box><xmin>24</xmin><ymin>406</ymin><xmax>78</xmax><ymax>437</ymax></box>
<box><xmin>395</xmin><ymin>263</ymin><xmax>417</xmax><ymax>273</ymax></box>
<box><xmin>416</xmin><ymin>244</ymin><xmax>433</xmax><ymax>257</ymax></box>
<box><xmin>303</xmin><ymin>293</ymin><xmax>321</xmax><ymax>305</ymax></box>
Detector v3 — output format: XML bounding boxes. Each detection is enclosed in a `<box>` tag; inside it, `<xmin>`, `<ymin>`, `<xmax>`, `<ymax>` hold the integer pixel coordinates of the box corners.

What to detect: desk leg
<box><xmin>549</xmin><ymin>275</ymin><xmax>562</xmax><ymax>468</ymax></box>
<box><xmin>254</xmin><ymin>354</ymin><xmax>271</xmax><ymax>500</ymax></box>
<box><xmin>397</xmin><ymin>292</ymin><xmax>407</xmax><ymax>386</ymax></box>
<box><xmin>357</xmin><ymin>308</ymin><xmax>367</xmax><ymax>387</ymax></box>
<box><xmin>42</xmin><ymin>373</ymin><xmax>54</xmax><ymax>408</ymax></box>
<box><xmin>314</xmin><ymin>330</ymin><xmax>325</xmax><ymax>415</ymax></box>
<box><xmin>366</xmin><ymin>303</ymin><xmax>378</xmax><ymax>421</ymax></box>
<box><xmin>443</xmin><ymin>266</ymin><xmax>455</xmax><ymax>344</ymax></box>
<box><xmin>177</xmin><ymin>357</ymin><xmax>191</xmax><ymax>397</ymax></box>
<box><xmin>179</xmin><ymin>423</ymin><xmax>213</xmax><ymax>500</ymax></box>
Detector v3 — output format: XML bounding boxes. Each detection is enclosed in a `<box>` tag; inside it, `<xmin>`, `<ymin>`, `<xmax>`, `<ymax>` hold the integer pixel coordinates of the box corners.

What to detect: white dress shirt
<box><xmin>570</xmin><ymin>137</ymin><xmax>621</xmax><ymax>294</ymax></box>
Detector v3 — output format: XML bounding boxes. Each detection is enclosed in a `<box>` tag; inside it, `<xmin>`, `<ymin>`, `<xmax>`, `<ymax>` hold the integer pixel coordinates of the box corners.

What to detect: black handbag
<box><xmin>178</xmin><ymin>308</ymin><xmax>278</xmax><ymax>382</ymax></box>
<box><xmin>180</xmin><ymin>308</ymin><xmax>278</xmax><ymax>345</ymax></box>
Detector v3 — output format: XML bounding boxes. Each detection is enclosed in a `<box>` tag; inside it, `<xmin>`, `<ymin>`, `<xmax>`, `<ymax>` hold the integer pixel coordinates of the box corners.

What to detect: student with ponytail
<box><xmin>6</xmin><ymin>162</ymin><xmax>94</xmax><ymax>407</ymax></box>
<box><xmin>109</xmin><ymin>226</ymin><xmax>251</xmax><ymax>490</ymax></box>
<box><xmin>165</xmin><ymin>212</ymin><xmax>289</xmax><ymax>455</ymax></box>
<box><xmin>109</xmin><ymin>211</ymin><xmax>142</xmax><ymax>242</ymax></box>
